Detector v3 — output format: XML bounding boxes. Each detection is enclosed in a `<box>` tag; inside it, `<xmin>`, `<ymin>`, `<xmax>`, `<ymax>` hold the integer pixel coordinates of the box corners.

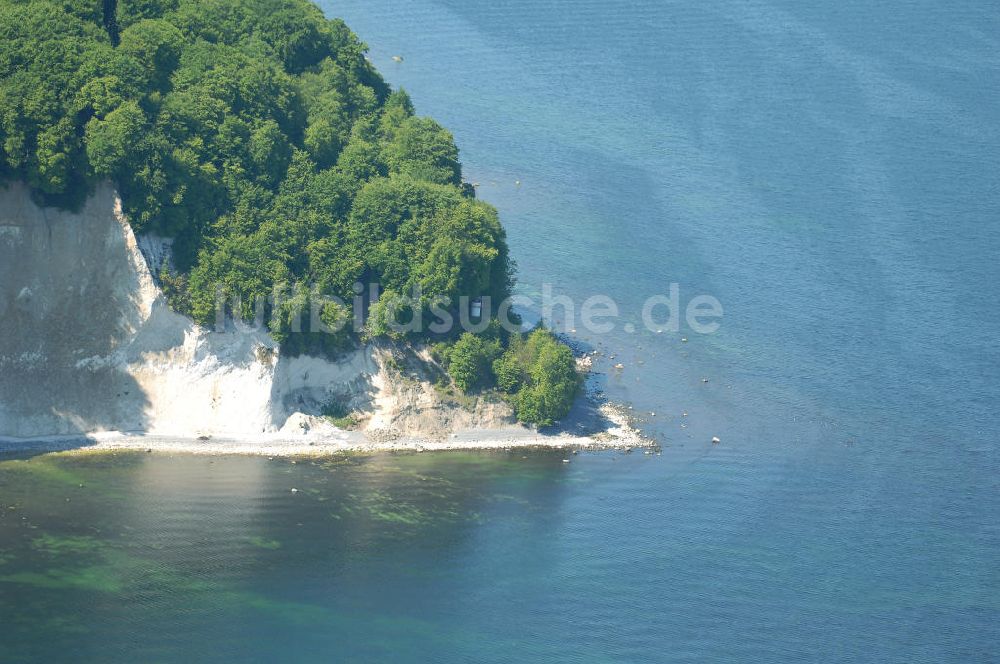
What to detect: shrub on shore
<box><xmin>439</xmin><ymin>327</ymin><xmax>580</xmax><ymax>427</ymax></box>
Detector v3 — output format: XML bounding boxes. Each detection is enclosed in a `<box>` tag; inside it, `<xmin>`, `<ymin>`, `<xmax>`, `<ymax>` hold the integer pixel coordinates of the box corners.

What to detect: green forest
<box><xmin>0</xmin><ymin>0</ymin><xmax>579</xmax><ymax>425</ymax></box>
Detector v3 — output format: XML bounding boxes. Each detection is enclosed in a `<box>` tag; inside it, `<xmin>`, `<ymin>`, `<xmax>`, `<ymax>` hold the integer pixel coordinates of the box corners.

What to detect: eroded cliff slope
<box><xmin>0</xmin><ymin>182</ymin><xmax>516</xmax><ymax>439</ymax></box>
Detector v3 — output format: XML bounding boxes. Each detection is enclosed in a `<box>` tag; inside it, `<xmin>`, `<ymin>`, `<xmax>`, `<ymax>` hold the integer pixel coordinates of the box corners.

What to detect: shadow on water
<box><xmin>540</xmin><ymin>334</ymin><xmax>648</xmax><ymax>442</ymax></box>
<box><xmin>0</xmin><ymin>450</ymin><xmax>585</xmax><ymax>662</ymax></box>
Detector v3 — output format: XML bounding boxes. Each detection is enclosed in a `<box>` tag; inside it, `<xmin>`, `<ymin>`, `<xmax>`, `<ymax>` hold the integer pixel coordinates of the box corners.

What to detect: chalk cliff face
<box><xmin>0</xmin><ymin>182</ymin><xmax>514</xmax><ymax>439</ymax></box>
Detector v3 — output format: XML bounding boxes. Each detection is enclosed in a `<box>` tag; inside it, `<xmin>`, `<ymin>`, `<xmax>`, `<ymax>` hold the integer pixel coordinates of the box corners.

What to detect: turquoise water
<box><xmin>2</xmin><ymin>1</ymin><xmax>999</xmax><ymax>661</ymax></box>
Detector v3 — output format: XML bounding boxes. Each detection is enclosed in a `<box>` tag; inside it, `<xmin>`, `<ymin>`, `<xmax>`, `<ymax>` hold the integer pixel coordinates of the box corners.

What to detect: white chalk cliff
<box><xmin>0</xmin><ymin>182</ymin><xmax>521</xmax><ymax>441</ymax></box>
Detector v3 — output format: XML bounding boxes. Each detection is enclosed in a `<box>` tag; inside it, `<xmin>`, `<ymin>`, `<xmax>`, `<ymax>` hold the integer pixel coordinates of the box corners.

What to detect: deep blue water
<box><xmin>322</xmin><ymin>0</ymin><xmax>1000</xmax><ymax>658</ymax></box>
<box><xmin>1</xmin><ymin>1</ymin><xmax>998</xmax><ymax>661</ymax></box>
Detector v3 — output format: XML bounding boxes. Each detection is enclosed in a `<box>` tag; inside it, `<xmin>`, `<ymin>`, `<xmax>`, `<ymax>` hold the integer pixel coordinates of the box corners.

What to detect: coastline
<box><xmin>0</xmin><ymin>182</ymin><xmax>603</xmax><ymax>447</ymax></box>
<box><xmin>0</xmin><ymin>404</ymin><xmax>651</xmax><ymax>457</ymax></box>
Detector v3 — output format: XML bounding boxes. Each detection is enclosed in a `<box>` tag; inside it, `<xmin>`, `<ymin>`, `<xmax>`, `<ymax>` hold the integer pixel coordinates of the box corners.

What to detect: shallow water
<box><xmin>1</xmin><ymin>443</ymin><xmax>994</xmax><ymax>662</ymax></box>
<box><xmin>2</xmin><ymin>0</ymin><xmax>999</xmax><ymax>660</ymax></box>
<box><xmin>0</xmin><ymin>451</ymin><xmax>689</xmax><ymax>662</ymax></box>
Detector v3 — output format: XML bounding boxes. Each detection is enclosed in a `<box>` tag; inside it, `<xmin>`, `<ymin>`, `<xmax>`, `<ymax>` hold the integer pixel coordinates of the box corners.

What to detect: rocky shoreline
<box><xmin>0</xmin><ymin>403</ymin><xmax>651</xmax><ymax>457</ymax></box>
<box><xmin>0</xmin><ymin>182</ymin><xmax>655</xmax><ymax>456</ymax></box>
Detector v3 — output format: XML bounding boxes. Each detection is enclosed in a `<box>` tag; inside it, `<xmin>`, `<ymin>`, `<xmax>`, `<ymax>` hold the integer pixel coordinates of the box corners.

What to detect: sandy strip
<box><xmin>0</xmin><ymin>431</ymin><xmax>639</xmax><ymax>457</ymax></box>
<box><xmin>0</xmin><ymin>406</ymin><xmax>650</xmax><ymax>457</ymax></box>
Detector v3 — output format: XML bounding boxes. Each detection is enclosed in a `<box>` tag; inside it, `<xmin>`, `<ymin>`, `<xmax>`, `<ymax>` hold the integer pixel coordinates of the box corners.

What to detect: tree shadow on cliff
<box><xmin>0</xmin><ymin>179</ymin><xmax>154</xmax><ymax>451</ymax></box>
<box><xmin>0</xmin><ymin>310</ymin><xmax>153</xmax><ymax>454</ymax></box>
<box><xmin>0</xmin><ymin>359</ymin><xmax>152</xmax><ymax>459</ymax></box>
<box><xmin>266</xmin><ymin>342</ymin><xmax>379</xmax><ymax>432</ymax></box>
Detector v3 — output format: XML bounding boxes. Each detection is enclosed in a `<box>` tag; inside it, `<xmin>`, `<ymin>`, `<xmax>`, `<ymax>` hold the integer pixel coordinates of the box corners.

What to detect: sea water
<box><xmin>1</xmin><ymin>0</ymin><xmax>997</xmax><ymax>660</ymax></box>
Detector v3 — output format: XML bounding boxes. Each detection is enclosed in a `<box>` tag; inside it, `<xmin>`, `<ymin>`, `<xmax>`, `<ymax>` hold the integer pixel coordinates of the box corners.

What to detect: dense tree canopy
<box><xmin>443</xmin><ymin>332</ymin><xmax>502</xmax><ymax>394</ymax></box>
<box><xmin>492</xmin><ymin>328</ymin><xmax>580</xmax><ymax>426</ymax></box>
<box><xmin>437</xmin><ymin>327</ymin><xmax>580</xmax><ymax>426</ymax></box>
<box><xmin>0</xmin><ymin>0</ymin><xmax>578</xmax><ymax>424</ymax></box>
